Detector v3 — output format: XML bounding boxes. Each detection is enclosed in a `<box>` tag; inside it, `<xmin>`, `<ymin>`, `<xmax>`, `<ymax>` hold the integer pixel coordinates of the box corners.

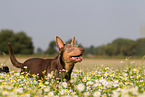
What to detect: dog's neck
<box><xmin>64</xmin><ymin>62</ymin><xmax>75</xmax><ymax>73</ymax></box>
<box><xmin>54</xmin><ymin>54</ymin><xmax>75</xmax><ymax>81</ymax></box>
<box><xmin>56</xmin><ymin>53</ymin><xmax>75</xmax><ymax>73</ymax></box>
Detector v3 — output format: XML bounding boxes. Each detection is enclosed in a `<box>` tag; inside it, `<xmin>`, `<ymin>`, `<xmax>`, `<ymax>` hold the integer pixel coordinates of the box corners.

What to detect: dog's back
<box><xmin>22</xmin><ymin>58</ymin><xmax>55</xmax><ymax>76</ymax></box>
<box><xmin>8</xmin><ymin>43</ymin><xmax>62</xmax><ymax>78</ymax></box>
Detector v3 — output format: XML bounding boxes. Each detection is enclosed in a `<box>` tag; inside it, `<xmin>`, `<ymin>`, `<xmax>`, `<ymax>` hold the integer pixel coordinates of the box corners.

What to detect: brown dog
<box><xmin>8</xmin><ymin>36</ymin><xmax>84</xmax><ymax>81</ymax></box>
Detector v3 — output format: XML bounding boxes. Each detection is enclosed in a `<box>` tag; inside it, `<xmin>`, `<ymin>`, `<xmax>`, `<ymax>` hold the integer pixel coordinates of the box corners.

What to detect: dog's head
<box><xmin>56</xmin><ymin>36</ymin><xmax>84</xmax><ymax>70</ymax></box>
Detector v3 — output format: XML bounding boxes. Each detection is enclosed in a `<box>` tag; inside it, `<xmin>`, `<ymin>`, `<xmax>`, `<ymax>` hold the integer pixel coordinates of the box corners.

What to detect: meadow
<box><xmin>0</xmin><ymin>55</ymin><xmax>145</xmax><ymax>97</ymax></box>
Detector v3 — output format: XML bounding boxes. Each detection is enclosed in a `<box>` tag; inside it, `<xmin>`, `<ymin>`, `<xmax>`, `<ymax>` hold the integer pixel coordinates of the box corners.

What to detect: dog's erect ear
<box><xmin>71</xmin><ymin>36</ymin><xmax>76</xmax><ymax>45</ymax></box>
<box><xmin>56</xmin><ymin>36</ymin><xmax>65</xmax><ymax>50</ymax></box>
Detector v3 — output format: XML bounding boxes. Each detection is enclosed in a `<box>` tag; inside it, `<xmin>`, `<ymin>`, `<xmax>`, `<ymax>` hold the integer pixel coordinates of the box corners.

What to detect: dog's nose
<box><xmin>80</xmin><ymin>48</ymin><xmax>84</xmax><ymax>53</ymax></box>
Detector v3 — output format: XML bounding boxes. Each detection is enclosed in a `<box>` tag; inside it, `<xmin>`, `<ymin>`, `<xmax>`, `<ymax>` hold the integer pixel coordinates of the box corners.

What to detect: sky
<box><xmin>0</xmin><ymin>0</ymin><xmax>145</xmax><ymax>51</ymax></box>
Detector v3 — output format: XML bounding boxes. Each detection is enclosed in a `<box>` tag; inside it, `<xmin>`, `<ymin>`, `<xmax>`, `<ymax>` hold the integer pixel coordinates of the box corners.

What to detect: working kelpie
<box><xmin>8</xmin><ymin>36</ymin><xmax>84</xmax><ymax>81</ymax></box>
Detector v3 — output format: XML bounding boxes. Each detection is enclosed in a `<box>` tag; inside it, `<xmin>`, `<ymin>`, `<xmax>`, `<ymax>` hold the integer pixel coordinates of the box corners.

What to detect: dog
<box><xmin>8</xmin><ymin>36</ymin><xmax>84</xmax><ymax>81</ymax></box>
<box><xmin>0</xmin><ymin>66</ymin><xmax>9</xmax><ymax>73</ymax></box>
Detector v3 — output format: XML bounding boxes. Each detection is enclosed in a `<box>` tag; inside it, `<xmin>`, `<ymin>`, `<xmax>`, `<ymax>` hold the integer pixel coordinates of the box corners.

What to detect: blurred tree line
<box><xmin>0</xmin><ymin>29</ymin><xmax>33</xmax><ymax>54</ymax></box>
<box><xmin>1</xmin><ymin>29</ymin><xmax>145</xmax><ymax>56</ymax></box>
<box><xmin>85</xmin><ymin>38</ymin><xmax>145</xmax><ymax>56</ymax></box>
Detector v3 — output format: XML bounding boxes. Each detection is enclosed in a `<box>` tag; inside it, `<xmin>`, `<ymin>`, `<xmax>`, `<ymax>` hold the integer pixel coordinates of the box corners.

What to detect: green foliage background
<box><xmin>1</xmin><ymin>29</ymin><xmax>145</xmax><ymax>56</ymax></box>
<box><xmin>0</xmin><ymin>29</ymin><xmax>33</xmax><ymax>54</ymax></box>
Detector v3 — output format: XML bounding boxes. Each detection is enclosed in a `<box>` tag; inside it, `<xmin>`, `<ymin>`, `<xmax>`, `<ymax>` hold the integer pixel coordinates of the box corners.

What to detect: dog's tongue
<box><xmin>70</xmin><ymin>57</ymin><xmax>83</xmax><ymax>62</ymax></box>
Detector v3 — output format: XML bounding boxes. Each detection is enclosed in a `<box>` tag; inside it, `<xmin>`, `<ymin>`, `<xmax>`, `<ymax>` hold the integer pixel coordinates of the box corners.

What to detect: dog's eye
<box><xmin>67</xmin><ymin>48</ymin><xmax>73</xmax><ymax>53</ymax></box>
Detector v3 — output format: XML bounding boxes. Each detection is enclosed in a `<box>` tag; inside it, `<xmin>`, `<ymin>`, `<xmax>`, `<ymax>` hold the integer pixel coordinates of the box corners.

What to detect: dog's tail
<box><xmin>8</xmin><ymin>43</ymin><xmax>23</xmax><ymax>68</ymax></box>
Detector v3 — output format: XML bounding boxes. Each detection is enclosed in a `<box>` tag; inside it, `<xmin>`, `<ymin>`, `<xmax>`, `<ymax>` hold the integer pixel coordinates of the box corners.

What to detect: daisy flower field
<box><xmin>0</xmin><ymin>58</ymin><xmax>145</xmax><ymax>97</ymax></box>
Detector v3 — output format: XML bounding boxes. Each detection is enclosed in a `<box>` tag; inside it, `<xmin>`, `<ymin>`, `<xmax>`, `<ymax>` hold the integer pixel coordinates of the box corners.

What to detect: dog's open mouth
<box><xmin>70</xmin><ymin>54</ymin><xmax>83</xmax><ymax>62</ymax></box>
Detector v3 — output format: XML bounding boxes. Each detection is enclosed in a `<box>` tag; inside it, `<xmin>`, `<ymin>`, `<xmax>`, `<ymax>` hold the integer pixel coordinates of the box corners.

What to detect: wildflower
<box><xmin>113</xmin><ymin>84</ymin><xmax>119</xmax><ymax>88</ymax></box>
<box><xmin>60</xmin><ymin>89</ymin><xmax>66</xmax><ymax>95</ymax></box>
<box><xmin>21</xmin><ymin>72</ymin><xmax>24</xmax><ymax>75</ymax></box>
<box><xmin>105</xmin><ymin>67</ymin><xmax>109</xmax><ymax>70</ymax></box>
<box><xmin>2</xmin><ymin>90</ymin><xmax>9</xmax><ymax>95</ymax></box>
<box><xmin>114</xmin><ymin>79</ymin><xmax>118</xmax><ymax>83</ymax></box>
<box><xmin>48</xmin><ymin>92</ymin><xmax>54</xmax><ymax>96</ymax></box>
<box><xmin>82</xmin><ymin>77</ymin><xmax>87</xmax><ymax>82</ymax></box>
<box><xmin>23</xmin><ymin>93</ymin><xmax>30</xmax><ymax>97</ymax></box>
<box><xmin>133</xmin><ymin>68</ymin><xmax>137</xmax><ymax>72</ymax></box>
<box><xmin>116</xmin><ymin>88</ymin><xmax>121</xmax><ymax>91</ymax></box>
<box><xmin>62</xmin><ymin>82</ymin><xmax>68</xmax><ymax>88</ymax></box>
<box><xmin>93</xmin><ymin>91</ymin><xmax>101</xmax><ymax>97</ymax></box>
<box><xmin>71</xmin><ymin>92</ymin><xmax>77</xmax><ymax>96</ymax></box>
<box><xmin>70</xmin><ymin>79</ymin><xmax>74</xmax><ymax>83</ymax></box>
<box><xmin>99</xmin><ymin>77</ymin><xmax>108</xmax><ymax>85</ymax></box>
<box><xmin>63</xmin><ymin>79</ymin><xmax>67</xmax><ymax>82</ymax></box>
<box><xmin>39</xmin><ymin>82</ymin><xmax>44</xmax><ymax>87</ymax></box>
<box><xmin>104</xmin><ymin>72</ymin><xmax>109</xmax><ymax>77</ymax></box>
<box><xmin>15</xmin><ymin>88</ymin><xmax>23</xmax><ymax>93</ymax></box>
<box><xmin>45</xmin><ymin>81</ymin><xmax>49</xmax><ymax>85</ymax></box>
<box><xmin>60</xmin><ymin>89</ymin><xmax>69</xmax><ymax>95</ymax></box>
<box><xmin>123</xmin><ymin>73</ymin><xmax>128</xmax><ymax>77</ymax></box>
<box><xmin>42</xmin><ymin>70</ymin><xmax>46</xmax><ymax>74</ymax></box>
<box><xmin>112</xmin><ymin>90</ymin><xmax>120</xmax><ymax>97</ymax></box>
<box><xmin>4</xmin><ymin>85</ymin><xmax>13</xmax><ymax>90</ymax></box>
<box><xmin>86</xmin><ymin>86</ymin><xmax>91</xmax><ymax>91</ymax></box>
<box><xmin>37</xmin><ymin>73</ymin><xmax>39</xmax><ymax>76</ymax></box>
<box><xmin>24</xmin><ymin>66</ymin><xmax>27</xmax><ymax>69</ymax></box>
<box><xmin>86</xmin><ymin>76</ymin><xmax>91</xmax><ymax>80</ymax></box>
<box><xmin>120</xmin><ymin>61</ymin><xmax>124</xmax><ymax>64</ymax></box>
<box><xmin>129</xmin><ymin>87</ymin><xmax>139</xmax><ymax>95</ymax></box>
<box><xmin>76</xmin><ymin>83</ymin><xmax>85</xmax><ymax>92</ymax></box>
<box><xmin>137</xmin><ymin>75</ymin><xmax>141</xmax><ymax>79</ymax></box>
<box><xmin>47</xmin><ymin>73</ymin><xmax>53</xmax><ymax>78</ymax></box>
<box><xmin>44</xmin><ymin>87</ymin><xmax>50</xmax><ymax>92</ymax></box>
<box><xmin>86</xmin><ymin>81</ymin><xmax>94</xmax><ymax>86</ymax></box>
<box><xmin>124</xmin><ymin>77</ymin><xmax>127</xmax><ymax>81</ymax></box>
<box><xmin>102</xmin><ymin>94</ymin><xmax>107</xmax><ymax>97</ymax></box>
<box><xmin>37</xmin><ymin>88</ymin><xmax>42</xmax><ymax>94</ymax></box>
<box><xmin>62</xmin><ymin>69</ymin><xmax>66</xmax><ymax>72</ymax></box>
<box><xmin>14</xmin><ymin>72</ymin><xmax>20</xmax><ymax>76</ymax></box>
<box><xmin>83</xmin><ymin>92</ymin><xmax>90</xmax><ymax>97</ymax></box>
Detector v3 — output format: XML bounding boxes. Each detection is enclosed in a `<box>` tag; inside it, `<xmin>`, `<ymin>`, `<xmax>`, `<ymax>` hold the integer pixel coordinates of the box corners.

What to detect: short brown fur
<box><xmin>8</xmin><ymin>36</ymin><xmax>84</xmax><ymax>81</ymax></box>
